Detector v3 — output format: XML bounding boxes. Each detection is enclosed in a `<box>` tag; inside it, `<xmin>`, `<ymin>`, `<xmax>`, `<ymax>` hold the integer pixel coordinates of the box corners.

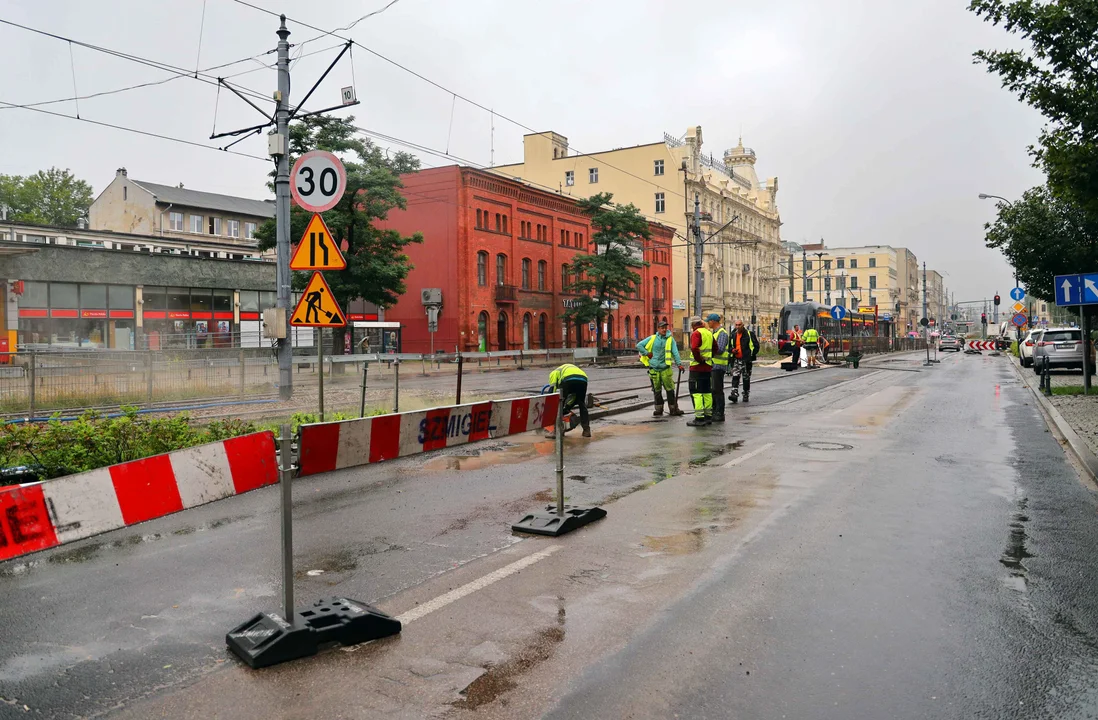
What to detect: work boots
<box><xmin>743</xmin><ymin>379</ymin><xmax>751</xmax><ymax>403</ymax></box>
<box><xmin>667</xmin><ymin>396</ymin><xmax>685</xmax><ymax>416</ymax></box>
<box><xmin>686</xmin><ymin>417</ymin><xmax>710</xmax><ymax>427</ymax></box>
<box><xmin>581</xmin><ymin>423</ymin><xmax>592</xmax><ymax>438</ymax></box>
<box><xmin>652</xmin><ymin>390</ymin><xmax>665</xmax><ymax>417</ymax></box>
<box><xmin>729</xmin><ymin>389</ymin><xmax>739</xmax><ymax>404</ymax></box>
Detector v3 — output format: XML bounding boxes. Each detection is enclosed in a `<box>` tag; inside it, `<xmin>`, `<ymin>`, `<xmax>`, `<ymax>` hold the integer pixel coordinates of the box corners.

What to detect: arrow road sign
<box><xmin>290</xmin><ymin>213</ymin><xmax>346</xmax><ymax>271</ymax></box>
<box><xmin>291</xmin><ymin>272</ymin><xmax>346</xmax><ymax>328</ymax></box>
<box><xmin>967</xmin><ymin>340</ymin><xmax>997</xmax><ymax>350</ymax></box>
<box><xmin>830</xmin><ymin>305</ymin><xmax>847</xmax><ymax>320</ymax></box>
<box><xmin>1010</xmin><ymin>287</ymin><xmax>1025</xmax><ymax>302</ymax></box>
<box><xmin>1055</xmin><ymin>272</ymin><xmax>1098</xmax><ymax>306</ymax></box>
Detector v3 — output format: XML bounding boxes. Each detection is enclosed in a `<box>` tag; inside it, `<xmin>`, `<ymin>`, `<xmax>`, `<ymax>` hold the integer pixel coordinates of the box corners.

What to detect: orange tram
<box><xmin>777</xmin><ymin>301</ymin><xmax>894</xmax><ymax>357</ymax></box>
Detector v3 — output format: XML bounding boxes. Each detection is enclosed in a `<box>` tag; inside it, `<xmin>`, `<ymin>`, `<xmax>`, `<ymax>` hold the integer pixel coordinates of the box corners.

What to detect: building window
<box><xmin>806</xmin><ymin>261</ymin><xmax>813</xmax><ymax>271</ymax></box>
<box><xmin>244</xmin><ymin>222</ymin><xmax>257</xmax><ymax>239</ymax></box>
<box><xmin>869</xmin><ymin>257</ymin><xmax>877</xmax><ymax>268</ymax></box>
<box><xmin>655</xmin><ymin>192</ymin><xmax>665</xmax><ymax>213</ymax></box>
<box><xmin>653</xmin><ymin>277</ymin><xmax>659</xmax><ymax>299</ymax></box>
<box><xmin>169</xmin><ymin>212</ymin><xmax>184</xmax><ymax>231</ymax></box>
<box><xmin>190</xmin><ymin>215</ymin><xmax>203</xmax><ymax>234</ymax></box>
<box><xmin>824</xmin><ymin>259</ymin><xmax>832</xmax><ymax>270</ymax></box>
<box><xmin>496</xmin><ymin>254</ymin><xmax>506</xmax><ymax>286</ymax></box>
<box><xmin>495</xmin><ymin>213</ymin><xmax>501</xmax><ymax>232</ymax></box>
<box><xmin>477</xmin><ymin>251</ymin><xmax>488</xmax><ymax>286</ymax></box>
<box><xmin>227</xmin><ymin>219</ymin><xmax>240</xmax><ymax>238</ymax></box>
<box><xmin>589</xmin><ymin>168</ymin><xmax>598</xmax><ymax>183</ymax></box>
<box><xmin>661</xmin><ymin>277</ymin><xmax>667</xmax><ymax>298</ymax></box>
<box><xmin>209</xmin><ymin>217</ymin><xmax>221</xmax><ymax>235</ymax></box>
<box><xmin>807</xmin><ymin>278</ymin><xmax>814</xmax><ymax>291</ymax></box>
<box><xmin>869</xmin><ymin>296</ymin><xmax>877</xmax><ymax>306</ymax></box>
<box><xmin>565</xmin><ymin>171</ymin><xmax>574</xmax><ymax>187</ymax></box>
<box><xmin>577</xmin><ymin>233</ymin><xmax>583</xmax><ymax>248</ymax></box>
<box><xmin>869</xmin><ymin>275</ymin><xmax>877</xmax><ymax>289</ymax></box>
<box><xmin>476</xmin><ymin>209</ymin><xmax>483</xmax><ymax>228</ymax></box>
<box><xmin>850</xmin><ymin>258</ymin><xmax>858</xmax><ymax>269</ymax></box>
<box><xmin>502</xmin><ymin>216</ymin><xmax>508</xmax><ymax>234</ymax></box>
<box><xmin>538</xmin><ymin>260</ymin><xmax>546</xmax><ymax>290</ymax></box>
<box><xmin>521</xmin><ymin>258</ymin><xmax>531</xmax><ymax>289</ymax></box>
<box><xmin>654</xmin><ymin>159</ymin><xmax>664</xmax><ymax>176</ymax></box>
<box><xmin>123</xmin><ymin>186</ymin><xmax>127</xmax><ymax>201</ymax></box>
<box><xmin>836</xmin><ymin>258</ymin><xmax>845</xmax><ymax>269</ymax></box>
<box><xmin>850</xmin><ymin>277</ymin><xmax>858</xmax><ymax>290</ymax></box>
<box><xmin>561</xmin><ymin>229</ymin><xmax>567</xmax><ymax>246</ymax></box>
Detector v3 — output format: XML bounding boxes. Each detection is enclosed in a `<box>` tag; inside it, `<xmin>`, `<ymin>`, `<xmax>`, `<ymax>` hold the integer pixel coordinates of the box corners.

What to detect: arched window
<box><xmin>477</xmin><ymin>311</ymin><xmax>489</xmax><ymax>351</ymax></box>
<box><xmin>497</xmin><ymin>311</ymin><xmax>508</xmax><ymax>351</ymax></box>
<box><xmin>538</xmin><ymin>313</ymin><xmax>547</xmax><ymax>349</ymax></box>
<box><xmin>625</xmin><ymin>316</ymin><xmax>631</xmax><ymax>342</ymax></box>
<box><xmin>477</xmin><ymin>251</ymin><xmax>488</xmax><ymax>286</ymax></box>
<box><xmin>653</xmin><ymin>277</ymin><xmax>659</xmax><ymax>299</ymax></box>
<box><xmin>521</xmin><ymin>258</ymin><xmax>531</xmax><ymax>289</ymax></box>
<box><xmin>634</xmin><ymin>315</ymin><xmax>641</xmax><ymax>340</ymax></box>
<box><xmin>661</xmin><ymin>278</ymin><xmax>667</xmax><ymax>298</ymax></box>
<box><xmin>496</xmin><ymin>254</ymin><xmax>506</xmax><ymax>286</ymax></box>
<box><xmin>537</xmin><ymin>260</ymin><xmax>546</xmax><ymax>291</ymax></box>
<box><xmin>522</xmin><ymin>313</ymin><xmax>532</xmax><ymax>350</ymax></box>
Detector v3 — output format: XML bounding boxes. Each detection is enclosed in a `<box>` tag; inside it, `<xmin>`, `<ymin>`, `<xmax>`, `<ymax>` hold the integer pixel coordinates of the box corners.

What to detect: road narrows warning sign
<box><xmin>291</xmin><ymin>272</ymin><xmax>346</xmax><ymax>328</ymax></box>
<box><xmin>290</xmin><ymin>214</ymin><xmax>346</xmax><ymax>271</ymax></box>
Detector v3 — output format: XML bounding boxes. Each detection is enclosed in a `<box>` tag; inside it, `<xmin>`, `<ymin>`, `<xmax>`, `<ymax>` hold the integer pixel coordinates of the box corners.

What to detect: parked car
<box><xmin>1031</xmin><ymin>328</ymin><xmax>1095</xmax><ymax>374</ymax></box>
<box><xmin>939</xmin><ymin>335</ymin><xmax>962</xmax><ymax>352</ymax></box>
<box><xmin>1019</xmin><ymin>329</ymin><xmax>1038</xmax><ymax>367</ymax></box>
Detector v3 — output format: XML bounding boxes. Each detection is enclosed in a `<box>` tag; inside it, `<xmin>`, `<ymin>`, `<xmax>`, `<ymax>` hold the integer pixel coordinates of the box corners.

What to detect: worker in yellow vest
<box><xmin>687</xmin><ymin>317</ymin><xmax>714</xmax><ymax>426</ymax></box>
<box><xmin>636</xmin><ymin>320</ymin><xmax>686</xmax><ymax>417</ymax></box>
<box><xmin>707</xmin><ymin>313</ymin><xmax>730</xmax><ymax>422</ymax></box>
<box><xmin>547</xmin><ymin>363</ymin><xmax>591</xmax><ymax>437</ymax></box>
<box><xmin>802</xmin><ymin>326</ymin><xmax>820</xmax><ymax>368</ymax></box>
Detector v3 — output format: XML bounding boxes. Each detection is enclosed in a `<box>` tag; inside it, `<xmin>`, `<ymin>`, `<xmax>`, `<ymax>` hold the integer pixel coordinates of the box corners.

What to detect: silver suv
<box><xmin>1031</xmin><ymin>328</ymin><xmax>1095</xmax><ymax>373</ymax></box>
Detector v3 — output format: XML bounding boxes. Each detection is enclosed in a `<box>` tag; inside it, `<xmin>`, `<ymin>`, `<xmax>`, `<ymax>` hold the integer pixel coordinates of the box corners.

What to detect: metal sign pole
<box><xmin>359</xmin><ymin>361</ymin><xmax>369</xmax><ymax>418</ymax></box>
<box><xmin>279</xmin><ymin>423</ymin><xmax>294</xmax><ymax>623</ymax></box>
<box><xmin>556</xmin><ymin>390</ymin><xmax>565</xmax><ymax>517</ymax></box>
<box><xmin>317</xmin><ymin>330</ymin><xmax>324</xmax><ymax>422</ymax></box>
<box><xmin>393</xmin><ymin>359</ymin><xmax>400</xmax><ymax>413</ymax></box>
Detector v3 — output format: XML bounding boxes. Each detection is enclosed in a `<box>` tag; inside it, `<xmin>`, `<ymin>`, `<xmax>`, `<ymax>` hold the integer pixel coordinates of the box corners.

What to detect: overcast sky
<box><xmin>0</xmin><ymin>0</ymin><xmax>1044</xmax><ymax>301</ymax></box>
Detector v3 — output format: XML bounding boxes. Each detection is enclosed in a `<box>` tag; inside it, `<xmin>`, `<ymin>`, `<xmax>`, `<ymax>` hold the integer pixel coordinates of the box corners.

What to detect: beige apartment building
<box><xmin>89</xmin><ymin>168</ymin><xmax>273</xmax><ymax>248</ymax></box>
<box><xmin>925</xmin><ymin>269</ymin><xmax>947</xmax><ymax>328</ymax></box>
<box><xmin>494</xmin><ymin>126</ymin><xmax>782</xmax><ymax>335</ymax></box>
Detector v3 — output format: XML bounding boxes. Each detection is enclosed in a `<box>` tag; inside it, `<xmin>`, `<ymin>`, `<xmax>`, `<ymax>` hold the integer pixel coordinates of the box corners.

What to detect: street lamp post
<box><xmin>979</xmin><ymin>193</ymin><xmax>1018</xmax><ymax>288</ymax></box>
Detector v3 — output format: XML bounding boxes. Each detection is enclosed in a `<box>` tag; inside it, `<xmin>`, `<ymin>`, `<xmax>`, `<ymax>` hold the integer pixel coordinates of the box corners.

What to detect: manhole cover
<box><xmin>799</xmin><ymin>441</ymin><xmax>853</xmax><ymax>451</ymax></box>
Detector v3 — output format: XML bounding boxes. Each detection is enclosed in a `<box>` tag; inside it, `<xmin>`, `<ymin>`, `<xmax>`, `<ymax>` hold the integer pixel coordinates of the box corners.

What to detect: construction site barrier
<box><xmin>0</xmin><ymin>431</ymin><xmax>278</xmax><ymax>562</ymax></box>
<box><xmin>297</xmin><ymin>394</ymin><xmax>560</xmax><ymax>477</ymax></box>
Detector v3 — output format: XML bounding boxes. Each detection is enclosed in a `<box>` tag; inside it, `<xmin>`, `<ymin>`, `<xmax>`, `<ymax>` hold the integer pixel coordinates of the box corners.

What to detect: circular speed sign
<box><xmin>290</xmin><ymin>150</ymin><xmax>347</xmax><ymax>213</ymax></box>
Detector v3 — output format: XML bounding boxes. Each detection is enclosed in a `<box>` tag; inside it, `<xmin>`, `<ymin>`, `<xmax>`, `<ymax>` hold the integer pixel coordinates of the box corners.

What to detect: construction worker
<box><xmin>636</xmin><ymin>320</ymin><xmax>686</xmax><ymax>417</ymax></box>
<box><xmin>728</xmin><ymin>319</ymin><xmax>759</xmax><ymax>403</ymax></box>
<box><xmin>548</xmin><ymin>363</ymin><xmax>591</xmax><ymax>437</ymax></box>
<box><xmin>802</xmin><ymin>324</ymin><xmax>820</xmax><ymax>368</ymax></box>
<box><xmin>687</xmin><ymin>316</ymin><xmax>713</xmax><ymax>426</ymax></box>
<box><xmin>707</xmin><ymin>313</ymin><xmax>730</xmax><ymax>422</ymax></box>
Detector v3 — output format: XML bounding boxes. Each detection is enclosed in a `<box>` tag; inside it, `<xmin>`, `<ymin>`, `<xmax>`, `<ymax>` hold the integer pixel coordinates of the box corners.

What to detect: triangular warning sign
<box><xmin>289</xmin><ymin>213</ymin><xmax>346</xmax><ymax>270</ymax></box>
<box><xmin>290</xmin><ymin>271</ymin><xmax>346</xmax><ymax>328</ymax></box>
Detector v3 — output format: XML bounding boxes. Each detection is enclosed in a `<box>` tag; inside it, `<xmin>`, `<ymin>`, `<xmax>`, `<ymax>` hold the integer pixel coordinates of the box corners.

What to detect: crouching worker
<box><xmin>548</xmin><ymin>363</ymin><xmax>591</xmax><ymax>437</ymax></box>
<box><xmin>636</xmin><ymin>320</ymin><xmax>686</xmax><ymax>417</ymax></box>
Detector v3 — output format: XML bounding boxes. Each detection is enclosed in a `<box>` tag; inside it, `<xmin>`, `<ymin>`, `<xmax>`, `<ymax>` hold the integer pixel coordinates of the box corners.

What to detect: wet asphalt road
<box><xmin>2</xmin><ymin>351</ymin><xmax>1097</xmax><ymax>718</ymax></box>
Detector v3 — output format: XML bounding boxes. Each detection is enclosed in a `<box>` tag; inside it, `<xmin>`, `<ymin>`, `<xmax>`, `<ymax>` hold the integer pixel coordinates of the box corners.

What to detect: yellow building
<box><xmin>494</xmin><ymin>126</ymin><xmax>782</xmax><ymax>335</ymax></box>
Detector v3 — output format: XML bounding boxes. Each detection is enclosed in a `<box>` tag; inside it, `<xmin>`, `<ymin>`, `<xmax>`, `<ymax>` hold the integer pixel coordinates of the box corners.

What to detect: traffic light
<box><xmin>981</xmin><ymin>313</ymin><xmax>987</xmax><ymax>324</ymax></box>
<box><xmin>994</xmin><ymin>294</ymin><xmax>1001</xmax><ymax>306</ymax></box>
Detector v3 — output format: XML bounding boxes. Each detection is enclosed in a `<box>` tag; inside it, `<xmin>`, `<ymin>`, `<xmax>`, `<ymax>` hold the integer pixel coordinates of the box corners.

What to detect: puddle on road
<box><xmin>453</xmin><ymin>597</ymin><xmax>566</xmax><ymax>710</ymax></box>
<box><xmin>1000</xmin><ymin>498</ymin><xmax>1034</xmax><ymax>592</ymax></box>
<box><xmin>642</xmin><ymin>528</ymin><xmax>707</xmax><ymax>555</ymax></box>
<box><xmin>843</xmin><ymin>386</ymin><xmax>919</xmax><ymax>433</ymax></box>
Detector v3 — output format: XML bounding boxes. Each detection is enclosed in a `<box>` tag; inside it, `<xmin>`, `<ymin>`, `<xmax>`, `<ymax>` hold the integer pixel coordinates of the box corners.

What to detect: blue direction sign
<box><xmin>830</xmin><ymin>305</ymin><xmax>847</xmax><ymax>320</ymax></box>
<box><xmin>1009</xmin><ymin>287</ymin><xmax>1025</xmax><ymax>302</ymax></box>
<box><xmin>1055</xmin><ymin>273</ymin><xmax>1098</xmax><ymax>306</ymax></box>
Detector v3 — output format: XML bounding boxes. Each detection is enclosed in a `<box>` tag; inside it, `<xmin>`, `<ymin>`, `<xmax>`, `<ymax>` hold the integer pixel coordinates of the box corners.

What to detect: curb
<box><xmin>1008</xmin><ymin>356</ymin><xmax>1098</xmax><ymax>484</ymax></box>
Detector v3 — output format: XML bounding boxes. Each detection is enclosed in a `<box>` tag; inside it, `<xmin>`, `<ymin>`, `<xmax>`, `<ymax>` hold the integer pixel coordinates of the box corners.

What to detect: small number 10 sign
<box><xmin>290</xmin><ymin>150</ymin><xmax>347</xmax><ymax>213</ymax></box>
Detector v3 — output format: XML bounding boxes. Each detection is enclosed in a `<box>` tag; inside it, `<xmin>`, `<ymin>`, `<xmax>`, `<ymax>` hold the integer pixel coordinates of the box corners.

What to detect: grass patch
<box><xmin>1051</xmin><ymin>386</ymin><xmax>1088</xmax><ymax>396</ymax></box>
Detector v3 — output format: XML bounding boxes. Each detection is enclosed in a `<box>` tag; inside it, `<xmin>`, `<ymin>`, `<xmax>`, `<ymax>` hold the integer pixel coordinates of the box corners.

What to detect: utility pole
<box><xmin>693</xmin><ymin>193</ymin><xmax>703</xmax><ymax>318</ymax></box>
<box><xmin>801</xmin><ymin>249</ymin><xmax>808</xmax><ymax>302</ymax></box>
<box><xmin>788</xmin><ymin>251</ymin><xmax>795</xmax><ymax>307</ymax></box>
<box><xmin>274</xmin><ymin>17</ymin><xmax>293</xmax><ymax>401</ymax></box>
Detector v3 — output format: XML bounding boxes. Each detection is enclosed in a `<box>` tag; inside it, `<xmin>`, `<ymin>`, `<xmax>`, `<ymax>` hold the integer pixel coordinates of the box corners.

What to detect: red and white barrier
<box><xmin>298</xmin><ymin>394</ymin><xmax>560</xmax><ymax>477</ymax></box>
<box><xmin>0</xmin><ymin>431</ymin><xmax>278</xmax><ymax>562</ymax></box>
<box><xmin>967</xmin><ymin>341</ymin><xmax>997</xmax><ymax>350</ymax></box>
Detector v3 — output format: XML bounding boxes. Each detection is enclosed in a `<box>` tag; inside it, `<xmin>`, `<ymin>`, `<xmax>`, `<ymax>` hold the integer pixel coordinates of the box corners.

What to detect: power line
<box><xmin>0</xmin><ymin>100</ymin><xmax>270</xmax><ymax>162</ymax></box>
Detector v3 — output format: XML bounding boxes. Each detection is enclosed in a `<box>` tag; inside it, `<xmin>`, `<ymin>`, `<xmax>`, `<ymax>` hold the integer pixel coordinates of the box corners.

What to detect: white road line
<box><xmin>722</xmin><ymin>442</ymin><xmax>775</xmax><ymax>468</ymax></box>
<box><xmin>396</xmin><ymin>545</ymin><xmax>562</xmax><ymax>625</ymax></box>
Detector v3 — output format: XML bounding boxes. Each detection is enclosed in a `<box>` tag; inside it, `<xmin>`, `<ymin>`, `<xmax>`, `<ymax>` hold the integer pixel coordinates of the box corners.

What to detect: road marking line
<box><xmin>396</xmin><ymin>545</ymin><xmax>562</xmax><ymax>625</ymax></box>
<box><xmin>722</xmin><ymin>442</ymin><xmax>774</xmax><ymax>468</ymax></box>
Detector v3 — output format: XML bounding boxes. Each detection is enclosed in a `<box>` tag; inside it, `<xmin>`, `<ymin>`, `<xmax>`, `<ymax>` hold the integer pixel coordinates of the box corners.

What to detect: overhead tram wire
<box><xmin>224</xmin><ymin>2</ymin><xmax>694</xmax><ymax>205</ymax></box>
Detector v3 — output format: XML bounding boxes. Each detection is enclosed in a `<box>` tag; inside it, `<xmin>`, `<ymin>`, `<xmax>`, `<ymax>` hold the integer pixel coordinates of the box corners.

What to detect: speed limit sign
<box><xmin>290</xmin><ymin>150</ymin><xmax>347</xmax><ymax>213</ymax></box>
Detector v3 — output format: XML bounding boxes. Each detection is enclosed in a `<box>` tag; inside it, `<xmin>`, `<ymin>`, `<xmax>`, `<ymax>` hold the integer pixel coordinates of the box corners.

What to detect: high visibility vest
<box><xmin>732</xmin><ymin>329</ymin><xmax>756</xmax><ymax>359</ymax></box>
<box><xmin>689</xmin><ymin>328</ymin><xmax>713</xmax><ymax>369</ymax></box>
<box><xmin>640</xmin><ymin>334</ymin><xmax>675</xmax><ymax>368</ymax></box>
<box><xmin>549</xmin><ymin>363</ymin><xmax>587</xmax><ymax>389</ymax></box>
<box><xmin>712</xmin><ymin>327</ymin><xmax>730</xmax><ymax>366</ymax></box>
<box><xmin>802</xmin><ymin>328</ymin><xmax>819</xmax><ymax>343</ymax></box>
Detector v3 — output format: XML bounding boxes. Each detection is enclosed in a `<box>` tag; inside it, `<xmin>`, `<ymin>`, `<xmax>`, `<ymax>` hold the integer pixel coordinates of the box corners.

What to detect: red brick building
<box><xmin>379</xmin><ymin>166</ymin><xmax>674</xmax><ymax>353</ymax></box>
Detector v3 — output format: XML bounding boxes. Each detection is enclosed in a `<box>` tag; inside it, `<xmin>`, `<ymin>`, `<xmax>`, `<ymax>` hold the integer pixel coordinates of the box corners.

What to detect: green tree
<box><xmin>562</xmin><ymin>192</ymin><xmax>650</xmax><ymax>351</ymax></box>
<box><xmin>982</xmin><ymin>185</ymin><xmax>1098</xmax><ymax>303</ymax></box>
<box><xmin>256</xmin><ymin>115</ymin><xmax>422</xmax><ymax>354</ymax></box>
<box><xmin>970</xmin><ymin>0</ymin><xmax>1098</xmax><ymax>214</ymax></box>
<box><xmin>0</xmin><ymin>168</ymin><xmax>93</xmax><ymax>226</ymax></box>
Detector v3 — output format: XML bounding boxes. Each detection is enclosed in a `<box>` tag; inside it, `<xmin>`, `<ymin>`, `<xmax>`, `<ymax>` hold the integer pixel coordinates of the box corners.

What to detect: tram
<box><xmin>777</xmin><ymin>301</ymin><xmax>894</xmax><ymax>357</ymax></box>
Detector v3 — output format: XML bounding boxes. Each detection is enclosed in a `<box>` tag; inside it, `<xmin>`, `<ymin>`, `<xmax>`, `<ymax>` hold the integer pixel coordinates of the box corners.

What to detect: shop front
<box><xmin>17</xmin><ymin>281</ymin><xmax>136</xmax><ymax>350</ymax></box>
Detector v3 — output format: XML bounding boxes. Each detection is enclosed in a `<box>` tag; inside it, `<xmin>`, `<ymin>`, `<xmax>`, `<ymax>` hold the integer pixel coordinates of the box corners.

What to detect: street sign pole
<box><xmin>275</xmin><ymin>18</ymin><xmax>293</xmax><ymax>401</ymax></box>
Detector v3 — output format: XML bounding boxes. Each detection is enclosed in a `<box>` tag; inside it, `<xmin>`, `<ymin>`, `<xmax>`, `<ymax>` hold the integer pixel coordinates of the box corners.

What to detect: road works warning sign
<box><xmin>289</xmin><ymin>213</ymin><xmax>346</xmax><ymax>271</ymax></box>
<box><xmin>291</xmin><ymin>272</ymin><xmax>346</xmax><ymax>328</ymax></box>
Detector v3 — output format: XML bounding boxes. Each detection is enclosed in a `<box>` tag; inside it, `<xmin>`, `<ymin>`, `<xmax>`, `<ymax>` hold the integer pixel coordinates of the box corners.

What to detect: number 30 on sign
<box><xmin>290</xmin><ymin>150</ymin><xmax>347</xmax><ymax>213</ymax></box>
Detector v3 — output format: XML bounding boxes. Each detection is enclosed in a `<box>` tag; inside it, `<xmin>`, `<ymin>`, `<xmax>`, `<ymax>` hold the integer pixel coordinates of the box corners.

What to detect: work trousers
<box><xmin>559</xmin><ymin>377</ymin><xmax>589</xmax><ymax>429</ymax></box>
<box><xmin>710</xmin><ymin>364</ymin><xmax>727</xmax><ymax>418</ymax></box>
<box><xmin>648</xmin><ymin>366</ymin><xmax>674</xmax><ymax>402</ymax></box>
<box><xmin>688</xmin><ymin>370</ymin><xmax>713</xmax><ymax>419</ymax></box>
<box><xmin>729</xmin><ymin>358</ymin><xmax>752</xmax><ymax>398</ymax></box>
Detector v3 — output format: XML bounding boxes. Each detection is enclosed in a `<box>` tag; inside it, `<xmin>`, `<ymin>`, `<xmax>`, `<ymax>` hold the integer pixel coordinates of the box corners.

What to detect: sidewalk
<box><xmin>1012</xmin><ymin>355</ymin><xmax>1098</xmax><ymax>484</ymax></box>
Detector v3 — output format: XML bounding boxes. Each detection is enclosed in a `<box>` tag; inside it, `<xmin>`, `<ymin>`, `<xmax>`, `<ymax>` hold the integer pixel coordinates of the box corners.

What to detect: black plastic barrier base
<box><xmin>512</xmin><ymin>505</ymin><xmax>607</xmax><ymax>537</ymax></box>
<box><xmin>226</xmin><ymin>596</ymin><xmax>401</xmax><ymax>669</ymax></box>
